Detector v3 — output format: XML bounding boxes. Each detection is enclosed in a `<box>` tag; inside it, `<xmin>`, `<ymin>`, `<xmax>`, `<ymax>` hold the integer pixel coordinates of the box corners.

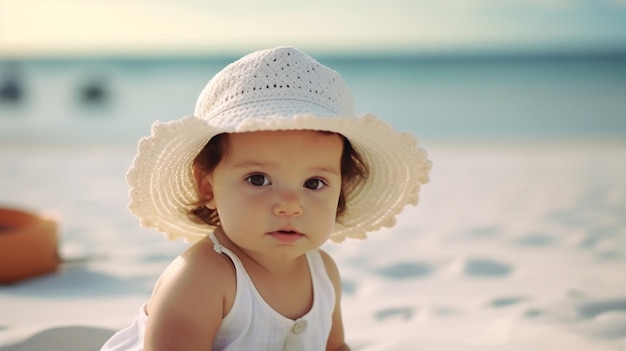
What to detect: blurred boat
<box><xmin>0</xmin><ymin>61</ymin><xmax>23</xmax><ymax>104</ymax></box>
<box><xmin>78</xmin><ymin>78</ymin><xmax>109</xmax><ymax>105</ymax></box>
<box><xmin>0</xmin><ymin>77</ymin><xmax>22</xmax><ymax>103</ymax></box>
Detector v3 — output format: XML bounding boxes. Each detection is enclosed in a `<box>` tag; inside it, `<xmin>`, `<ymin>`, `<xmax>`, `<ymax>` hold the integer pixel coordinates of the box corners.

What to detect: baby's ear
<box><xmin>194</xmin><ymin>168</ymin><xmax>216</xmax><ymax>209</ymax></box>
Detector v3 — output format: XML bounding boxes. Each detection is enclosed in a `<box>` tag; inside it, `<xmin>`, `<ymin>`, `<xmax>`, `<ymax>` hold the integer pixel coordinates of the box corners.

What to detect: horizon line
<box><xmin>2</xmin><ymin>45</ymin><xmax>626</xmax><ymax>64</ymax></box>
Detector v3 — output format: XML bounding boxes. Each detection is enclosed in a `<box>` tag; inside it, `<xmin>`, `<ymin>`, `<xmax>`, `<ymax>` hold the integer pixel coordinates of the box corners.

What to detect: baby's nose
<box><xmin>273</xmin><ymin>191</ymin><xmax>303</xmax><ymax>216</ymax></box>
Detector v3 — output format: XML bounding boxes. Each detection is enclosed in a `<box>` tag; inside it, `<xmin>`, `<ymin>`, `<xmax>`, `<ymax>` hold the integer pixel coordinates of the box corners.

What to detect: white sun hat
<box><xmin>127</xmin><ymin>46</ymin><xmax>431</xmax><ymax>243</ymax></box>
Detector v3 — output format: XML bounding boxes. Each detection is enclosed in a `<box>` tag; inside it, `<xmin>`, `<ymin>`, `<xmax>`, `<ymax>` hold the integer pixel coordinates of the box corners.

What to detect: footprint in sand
<box><xmin>594</xmin><ymin>250</ymin><xmax>623</xmax><ymax>261</ymax></box>
<box><xmin>341</xmin><ymin>280</ymin><xmax>357</xmax><ymax>296</ymax></box>
<box><xmin>576</xmin><ymin>298</ymin><xmax>626</xmax><ymax>339</ymax></box>
<box><xmin>523</xmin><ymin>308</ymin><xmax>544</xmax><ymax>318</ymax></box>
<box><xmin>464</xmin><ymin>258</ymin><xmax>513</xmax><ymax>277</ymax></box>
<box><xmin>374</xmin><ymin>307</ymin><xmax>415</xmax><ymax>321</ymax></box>
<box><xmin>523</xmin><ymin>298</ymin><xmax>626</xmax><ymax>339</ymax></box>
<box><xmin>376</xmin><ymin>261</ymin><xmax>435</xmax><ymax>279</ymax></box>
<box><xmin>514</xmin><ymin>234</ymin><xmax>555</xmax><ymax>247</ymax></box>
<box><xmin>487</xmin><ymin>296</ymin><xmax>529</xmax><ymax>308</ymax></box>
<box><xmin>578</xmin><ymin>298</ymin><xmax>626</xmax><ymax>319</ymax></box>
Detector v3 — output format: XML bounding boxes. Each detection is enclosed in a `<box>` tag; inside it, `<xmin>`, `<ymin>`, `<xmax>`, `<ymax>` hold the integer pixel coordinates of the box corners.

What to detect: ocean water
<box><xmin>1</xmin><ymin>53</ymin><xmax>626</xmax><ymax>144</ymax></box>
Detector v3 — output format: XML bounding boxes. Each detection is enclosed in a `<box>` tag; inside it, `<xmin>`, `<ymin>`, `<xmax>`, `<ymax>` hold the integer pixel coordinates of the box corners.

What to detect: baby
<box><xmin>101</xmin><ymin>46</ymin><xmax>431</xmax><ymax>351</ymax></box>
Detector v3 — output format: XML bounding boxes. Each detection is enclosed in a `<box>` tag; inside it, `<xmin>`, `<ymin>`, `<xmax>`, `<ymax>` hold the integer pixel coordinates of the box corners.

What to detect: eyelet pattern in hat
<box><xmin>194</xmin><ymin>47</ymin><xmax>354</xmax><ymax>127</ymax></box>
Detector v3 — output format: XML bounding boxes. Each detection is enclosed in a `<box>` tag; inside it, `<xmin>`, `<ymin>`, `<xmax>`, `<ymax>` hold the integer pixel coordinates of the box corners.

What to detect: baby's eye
<box><xmin>246</xmin><ymin>174</ymin><xmax>270</xmax><ymax>186</ymax></box>
<box><xmin>304</xmin><ymin>178</ymin><xmax>326</xmax><ymax>190</ymax></box>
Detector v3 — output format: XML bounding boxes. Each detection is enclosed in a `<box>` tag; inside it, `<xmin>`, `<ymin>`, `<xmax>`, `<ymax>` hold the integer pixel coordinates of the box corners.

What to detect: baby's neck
<box><xmin>212</xmin><ymin>227</ymin><xmax>314</xmax><ymax>320</ymax></box>
<box><xmin>213</xmin><ymin>227</ymin><xmax>309</xmax><ymax>275</ymax></box>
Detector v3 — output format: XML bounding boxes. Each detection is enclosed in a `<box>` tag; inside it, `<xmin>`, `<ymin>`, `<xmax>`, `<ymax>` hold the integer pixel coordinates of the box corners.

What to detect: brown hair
<box><xmin>189</xmin><ymin>132</ymin><xmax>368</xmax><ymax>226</ymax></box>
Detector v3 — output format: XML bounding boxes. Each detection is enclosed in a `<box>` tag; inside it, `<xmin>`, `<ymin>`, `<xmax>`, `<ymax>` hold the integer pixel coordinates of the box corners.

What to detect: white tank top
<box><xmin>100</xmin><ymin>232</ymin><xmax>336</xmax><ymax>351</ymax></box>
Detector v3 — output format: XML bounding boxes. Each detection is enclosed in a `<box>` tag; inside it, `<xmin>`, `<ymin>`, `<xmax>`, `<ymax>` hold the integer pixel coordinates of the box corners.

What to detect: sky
<box><xmin>1</xmin><ymin>0</ymin><xmax>626</xmax><ymax>57</ymax></box>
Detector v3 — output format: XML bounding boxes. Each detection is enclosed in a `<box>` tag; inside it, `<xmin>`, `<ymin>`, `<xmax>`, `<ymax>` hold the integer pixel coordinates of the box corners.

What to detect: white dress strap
<box><xmin>209</xmin><ymin>231</ymin><xmax>225</xmax><ymax>254</ymax></box>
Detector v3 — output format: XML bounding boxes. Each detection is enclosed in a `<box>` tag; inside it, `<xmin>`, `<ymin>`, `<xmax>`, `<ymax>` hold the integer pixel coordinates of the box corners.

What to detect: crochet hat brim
<box><xmin>127</xmin><ymin>113</ymin><xmax>431</xmax><ymax>243</ymax></box>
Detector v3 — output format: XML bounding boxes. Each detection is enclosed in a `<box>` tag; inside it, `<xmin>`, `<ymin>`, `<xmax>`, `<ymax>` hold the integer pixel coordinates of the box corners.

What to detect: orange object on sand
<box><xmin>0</xmin><ymin>207</ymin><xmax>60</xmax><ymax>284</ymax></box>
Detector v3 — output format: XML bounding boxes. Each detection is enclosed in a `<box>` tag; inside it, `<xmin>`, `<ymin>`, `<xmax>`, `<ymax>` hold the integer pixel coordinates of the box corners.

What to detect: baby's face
<box><xmin>205</xmin><ymin>130</ymin><xmax>343</xmax><ymax>259</ymax></box>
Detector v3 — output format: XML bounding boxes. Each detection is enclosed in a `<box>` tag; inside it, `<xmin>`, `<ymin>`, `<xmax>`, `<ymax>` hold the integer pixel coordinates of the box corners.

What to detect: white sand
<box><xmin>1</xmin><ymin>140</ymin><xmax>625</xmax><ymax>350</ymax></box>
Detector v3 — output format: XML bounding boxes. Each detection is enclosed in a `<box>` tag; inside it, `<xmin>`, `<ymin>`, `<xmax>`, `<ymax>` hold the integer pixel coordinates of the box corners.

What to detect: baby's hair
<box><xmin>189</xmin><ymin>132</ymin><xmax>369</xmax><ymax>226</ymax></box>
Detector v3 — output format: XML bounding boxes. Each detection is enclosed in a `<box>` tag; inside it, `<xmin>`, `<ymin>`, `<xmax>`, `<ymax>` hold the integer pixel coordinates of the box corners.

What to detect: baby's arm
<box><xmin>143</xmin><ymin>238</ymin><xmax>235</xmax><ymax>351</ymax></box>
<box><xmin>320</xmin><ymin>250</ymin><xmax>351</xmax><ymax>351</ymax></box>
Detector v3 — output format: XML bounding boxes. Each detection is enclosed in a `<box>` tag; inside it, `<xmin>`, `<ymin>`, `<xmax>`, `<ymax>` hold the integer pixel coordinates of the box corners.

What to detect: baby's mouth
<box><xmin>269</xmin><ymin>229</ymin><xmax>304</xmax><ymax>243</ymax></box>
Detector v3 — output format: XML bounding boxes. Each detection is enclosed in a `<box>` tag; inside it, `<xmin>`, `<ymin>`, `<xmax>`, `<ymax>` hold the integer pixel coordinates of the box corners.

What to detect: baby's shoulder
<box><xmin>176</xmin><ymin>236</ymin><xmax>234</xmax><ymax>282</ymax></box>
<box><xmin>145</xmin><ymin>236</ymin><xmax>235</xmax><ymax>339</ymax></box>
<box><xmin>153</xmin><ymin>236</ymin><xmax>236</xmax><ymax>301</ymax></box>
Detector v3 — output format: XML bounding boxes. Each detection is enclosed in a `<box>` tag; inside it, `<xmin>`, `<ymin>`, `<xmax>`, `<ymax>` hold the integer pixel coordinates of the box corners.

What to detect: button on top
<box><xmin>291</xmin><ymin>320</ymin><xmax>307</xmax><ymax>334</ymax></box>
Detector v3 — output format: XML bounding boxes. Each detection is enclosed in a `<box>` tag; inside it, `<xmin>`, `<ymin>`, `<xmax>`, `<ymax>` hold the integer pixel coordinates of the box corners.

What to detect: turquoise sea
<box><xmin>1</xmin><ymin>52</ymin><xmax>625</xmax><ymax>144</ymax></box>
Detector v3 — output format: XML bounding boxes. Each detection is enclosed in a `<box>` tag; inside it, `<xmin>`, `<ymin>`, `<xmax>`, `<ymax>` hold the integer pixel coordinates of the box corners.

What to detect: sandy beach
<box><xmin>1</xmin><ymin>140</ymin><xmax>625</xmax><ymax>350</ymax></box>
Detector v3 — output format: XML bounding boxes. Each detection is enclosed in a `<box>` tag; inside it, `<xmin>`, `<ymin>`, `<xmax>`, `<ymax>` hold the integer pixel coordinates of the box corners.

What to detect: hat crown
<box><xmin>194</xmin><ymin>46</ymin><xmax>355</xmax><ymax>124</ymax></box>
